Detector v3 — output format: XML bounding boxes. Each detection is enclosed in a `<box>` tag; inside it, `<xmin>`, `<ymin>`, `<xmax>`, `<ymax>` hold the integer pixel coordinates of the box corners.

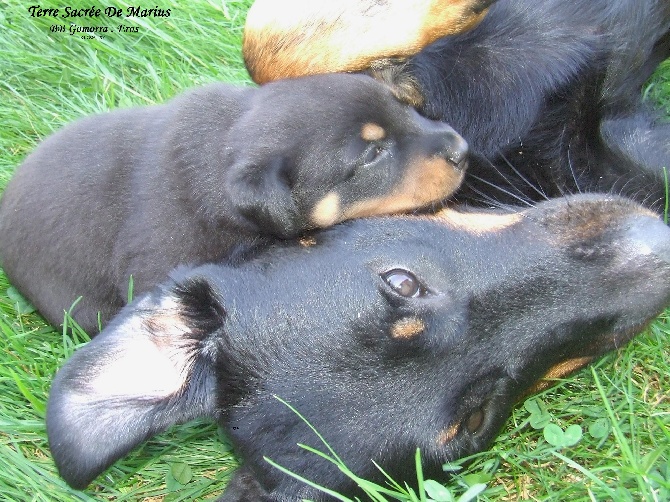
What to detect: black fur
<box><xmin>389</xmin><ymin>0</ymin><xmax>670</xmax><ymax>208</ymax></box>
<box><xmin>0</xmin><ymin>73</ymin><xmax>468</xmax><ymax>333</ymax></box>
<box><xmin>46</xmin><ymin>194</ymin><xmax>670</xmax><ymax>499</ymax></box>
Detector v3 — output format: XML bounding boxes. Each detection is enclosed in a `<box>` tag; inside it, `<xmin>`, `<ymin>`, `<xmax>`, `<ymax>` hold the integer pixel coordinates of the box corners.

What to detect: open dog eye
<box><xmin>381</xmin><ymin>269</ymin><xmax>426</xmax><ymax>298</ymax></box>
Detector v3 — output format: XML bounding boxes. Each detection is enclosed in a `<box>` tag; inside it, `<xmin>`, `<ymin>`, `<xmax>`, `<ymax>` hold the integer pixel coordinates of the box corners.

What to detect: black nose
<box><xmin>625</xmin><ymin>214</ymin><xmax>670</xmax><ymax>264</ymax></box>
<box><xmin>414</xmin><ymin>111</ymin><xmax>469</xmax><ymax>170</ymax></box>
<box><xmin>441</xmin><ymin>128</ymin><xmax>469</xmax><ymax>170</ymax></box>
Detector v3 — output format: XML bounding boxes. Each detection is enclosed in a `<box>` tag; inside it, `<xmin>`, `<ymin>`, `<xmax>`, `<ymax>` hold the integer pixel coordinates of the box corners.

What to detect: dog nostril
<box><xmin>465</xmin><ymin>408</ymin><xmax>485</xmax><ymax>433</ymax></box>
<box><xmin>455</xmin><ymin>157</ymin><xmax>468</xmax><ymax>172</ymax></box>
<box><xmin>442</xmin><ymin>131</ymin><xmax>469</xmax><ymax>169</ymax></box>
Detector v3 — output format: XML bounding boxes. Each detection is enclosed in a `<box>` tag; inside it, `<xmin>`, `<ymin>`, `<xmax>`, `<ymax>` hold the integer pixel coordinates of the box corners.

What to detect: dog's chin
<box><xmin>436</xmin><ymin>315</ymin><xmax>661</xmax><ymax>463</ymax></box>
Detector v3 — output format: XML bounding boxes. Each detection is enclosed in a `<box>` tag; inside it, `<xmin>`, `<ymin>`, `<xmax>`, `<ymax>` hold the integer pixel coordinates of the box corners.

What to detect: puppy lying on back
<box><xmin>46</xmin><ymin>194</ymin><xmax>670</xmax><ymax>499</ymax></box>
<box><xmin>0</xmin><ymin>73</ymin><xmax>467</xmax><ymax>333</ymax></box>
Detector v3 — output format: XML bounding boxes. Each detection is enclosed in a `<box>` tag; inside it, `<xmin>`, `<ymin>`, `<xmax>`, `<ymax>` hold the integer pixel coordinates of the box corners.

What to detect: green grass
<box><xmin>0</xmin><ymin>1</ymin><xmax>669</xmax><ymax>500</ymax></box>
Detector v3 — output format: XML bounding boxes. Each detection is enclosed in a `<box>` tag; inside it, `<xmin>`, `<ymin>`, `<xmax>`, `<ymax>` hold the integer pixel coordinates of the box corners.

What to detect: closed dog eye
<box><xmin>362</xmin><ymin>143</ymin><xmax>385</xmax><ymax>164</ymax></box>
<box><xmin>381</xmin><ymin>268</ymin><xmax>427</xmax><ymax>298</ymax></box>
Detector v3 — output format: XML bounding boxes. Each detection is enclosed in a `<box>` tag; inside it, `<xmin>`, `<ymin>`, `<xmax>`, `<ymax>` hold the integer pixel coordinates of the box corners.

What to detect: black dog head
<box><xmin>47</xmin><ymin>194</ymin><xmax>670</xmax><ymax>499</ymax></box>
<box><xmin>221</xmin><ymin>73</ymin><xmax>468</xmax><ymax>237</ymax></box>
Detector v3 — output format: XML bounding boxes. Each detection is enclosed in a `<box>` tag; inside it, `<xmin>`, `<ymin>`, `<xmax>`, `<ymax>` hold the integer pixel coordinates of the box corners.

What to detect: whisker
<box><xmin>464</xmin><ymin>173</ymin><xmax>535</xmax><ymax>207</ymax></box>
<box><xmin>498</xmin><ymin>153</ymin><xmax>550</xmax><ymax>201</ymax></box>
<box><xmin>565</xmin><ymin>133</ymin><xmax>583</xmax><ymax>195</ymax></box>
<box><xmin>479</xmin><ymin>156</ymin><xmax>531</xmax><ymax>199</ymax></box>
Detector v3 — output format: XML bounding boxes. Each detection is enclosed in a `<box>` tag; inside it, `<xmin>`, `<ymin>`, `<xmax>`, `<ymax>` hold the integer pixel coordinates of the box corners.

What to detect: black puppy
<box><xmin>47</xmin><ymin>194</ymin><xmax>670</xmax><ymax>500</ymax></box>
<box><xmin>0</xmin><ymin>73</ymin><xmax>467</xmax><ymax>333</ymax></box>
<box><xmin>243</xmin><ymin>0</ymin><xmax>670</xmax><ymax>209</ymax></box>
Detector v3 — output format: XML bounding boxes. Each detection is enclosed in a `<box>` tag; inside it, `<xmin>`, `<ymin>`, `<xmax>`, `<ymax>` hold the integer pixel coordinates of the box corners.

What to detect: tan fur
<box><xmin>243</xmin><ymin>0</ymin><xmax>494</xmax><ymax>84</ymax></box>
<box><xmin>298</xmin><ymin>236</ymin><xmax>318</xmax><ymax>247</ymax></box>
<box><xmin>526</xmin><ymin>356</ymin><xmax>595</xmax><ymax>395</ymax></box>
<box><xmin>431</xmin><ymin>208</ymin><xmax>523</xmax><ymax>234</ymax></box>
<box><xmin>307</xmin><ymin>156</ymin><xmax>464</xmax><ymax>228</ymax></box>
<box><xmin>310</xmin><ymin>192</ymin><xmax>341</xmax><ymax>228</ymax></box>
<box><xmin>340</xmin><ymin>157</ymin><xmax>464</xmax><ymax>221</ymax></box>
<box><xmin>391</xmin><ymin>317</ymin><xmax>426</xmax><ymax>339</ymax></box>
<box><xmin>361</xmin><ymin>122</ymin><xmax>387</xmax><ymax>142</ymax></box>
<box><xmin>436</xmin><ymin>422</ymin><xmax>461</xmax><ymax>445</ymax></box>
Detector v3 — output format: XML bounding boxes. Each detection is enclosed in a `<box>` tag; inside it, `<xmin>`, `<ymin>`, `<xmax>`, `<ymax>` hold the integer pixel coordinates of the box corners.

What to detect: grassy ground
<box><xmin>0</xmin><ymin>1</ymin><xmax>668</xmax><ymax>501</ymax></box>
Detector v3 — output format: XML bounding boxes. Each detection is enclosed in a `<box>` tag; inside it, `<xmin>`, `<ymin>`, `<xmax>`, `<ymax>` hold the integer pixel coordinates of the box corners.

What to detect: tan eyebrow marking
<box><xmin>361</xmin><ymin>122</ymin><xmax>386</xmax><ymax>142</ymax></box>
<box><xmin>436</xmin><ymin>422</ymin><xmax>461</xmax><ymax>445</ymax></box>
<box><xmin>391</xmin><ymin>317</ymin><xmax>426</xmax><ymax>340</ymax></box>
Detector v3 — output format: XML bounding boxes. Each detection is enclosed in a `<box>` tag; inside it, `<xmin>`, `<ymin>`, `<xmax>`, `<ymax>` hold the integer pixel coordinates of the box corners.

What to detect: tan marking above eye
<box><xmin>391</xmin><ymin>317</ymin><xmax>426</xmax><ymax>339</ymax></box>
<box><xmin>310</xmin><ymin>192</ymin><xmax>341</xmax><ymax>228</ymax></box>
<box><xmin>361</xmin><ymin>122</ymin><xmax>386</xmax><ymax>142</ymax></box>
<box><xmin>437</xmin><ymin>422</ymin><xmax>461</xmax><ymax>445</ymax></box>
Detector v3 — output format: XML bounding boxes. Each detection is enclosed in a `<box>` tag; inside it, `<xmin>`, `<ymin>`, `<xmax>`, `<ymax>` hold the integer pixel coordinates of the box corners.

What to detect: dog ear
<box><xmin>227</xmin><ymin>155</ymin><xmax>304</xmax><ymax>238</ymax></box>
<box><xmin>46</xmin><ymin>275</ymin><xmax>224</xmax><ymax>490</ymax></box>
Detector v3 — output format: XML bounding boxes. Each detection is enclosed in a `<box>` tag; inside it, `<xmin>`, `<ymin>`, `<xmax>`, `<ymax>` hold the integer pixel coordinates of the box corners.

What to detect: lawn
<box><xmin>0</xmin><ymin>1</ymin><xmax>669</xmax><ymax>501</ymax></box>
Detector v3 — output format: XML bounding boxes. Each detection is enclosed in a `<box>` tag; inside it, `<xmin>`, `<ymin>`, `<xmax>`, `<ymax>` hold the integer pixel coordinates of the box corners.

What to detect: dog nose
<box><xmin>414</xmin><ymin>111</ymin><xmax>469</xmax><ymax>170</ymax></box>
<box><xmin>625</xmin><ymin>214</ymin><xmax>670</xmax><ymax>264</ymax></box>
<box><xmin>435</xmin><ymin>122</ymin><xmax>469</xmax><ymax>171</ymax></box>
<box><xmin>440</xmin><ymin>127</ymin><xmax>469</xmax><ymax>170</ymax></box>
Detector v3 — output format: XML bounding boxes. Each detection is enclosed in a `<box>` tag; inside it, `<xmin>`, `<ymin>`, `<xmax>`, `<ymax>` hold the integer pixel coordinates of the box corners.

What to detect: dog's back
<box><xmin>0</xmin><ymin>84</ymin><xmax>250</xmax><ymax>331</ymax></box>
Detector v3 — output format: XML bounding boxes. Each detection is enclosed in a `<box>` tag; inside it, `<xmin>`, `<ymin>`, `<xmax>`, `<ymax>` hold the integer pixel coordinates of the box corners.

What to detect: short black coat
<box><xmin>46</xmin><ymin>194</ymin><xmax>670</xmax><ymax>499</ymax></box>
<box><xmin>0</xmin><ymin>73</ymin><xmax>467</xmax><ymax>332</ymax></box>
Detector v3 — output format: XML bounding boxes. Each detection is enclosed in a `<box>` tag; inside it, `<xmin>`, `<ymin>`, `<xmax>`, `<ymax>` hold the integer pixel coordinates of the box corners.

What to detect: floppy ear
<box><xmin>227</xmin><ymin>155</ymin><xmax>304</xmax><ymax>238</ymax></box>
<box><xmin>46</xmin><ymin>276</ymin><xmax>224</xmax><ymax>489</ymax></box>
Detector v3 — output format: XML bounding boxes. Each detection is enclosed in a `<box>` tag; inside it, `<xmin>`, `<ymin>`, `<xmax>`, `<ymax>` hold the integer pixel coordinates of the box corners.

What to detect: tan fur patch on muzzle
<box><xmin>526</xmin><ymin>356</ymin><xmax>595</xmax><ymax>395</ymax></box>
<box><xmin>310</xmin><ymin>192</ymin><xmax>341</xmax><ymax>228</ymax></box>
<box><xmin>341</xmin><ymin>156</ymin><xmax>464</xmax><ymax>220</ymax></box>
<box><xmin>432</xmin><ymin>208</ymin><xmax>523</xmax><ymax>234</ymax></box>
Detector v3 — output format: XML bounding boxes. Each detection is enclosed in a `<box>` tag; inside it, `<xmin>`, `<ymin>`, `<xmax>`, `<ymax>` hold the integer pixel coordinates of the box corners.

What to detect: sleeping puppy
<box><xmin>243</xmin><ymin>0</ymin><xmax>498</xmax><ymax>83</ymax></box>
<box><xmin>47</xmin><ymin>194</ymin><xmax>670</xmax><ymax>500</ymax></box>
<box><xmin>0</xmin><ymin>73</ymin><xmax>468</xmax><ymax>333</ymax></box>
<box><xmin>242</xmin><ymin>0</ymin><xmax>670</xmax><ymax>210</ymax></box>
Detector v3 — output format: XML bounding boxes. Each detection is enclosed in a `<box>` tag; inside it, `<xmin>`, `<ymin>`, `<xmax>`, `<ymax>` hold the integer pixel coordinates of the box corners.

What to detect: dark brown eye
<box><xmin>382</xmin><ymin>269</ymin><xmax>424</xmax><ymax>298</ymax></box>
<box><xmin>465</xmin><ymin>408</ymin><xmax>485</xmax><ymax>433</ymax></box>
